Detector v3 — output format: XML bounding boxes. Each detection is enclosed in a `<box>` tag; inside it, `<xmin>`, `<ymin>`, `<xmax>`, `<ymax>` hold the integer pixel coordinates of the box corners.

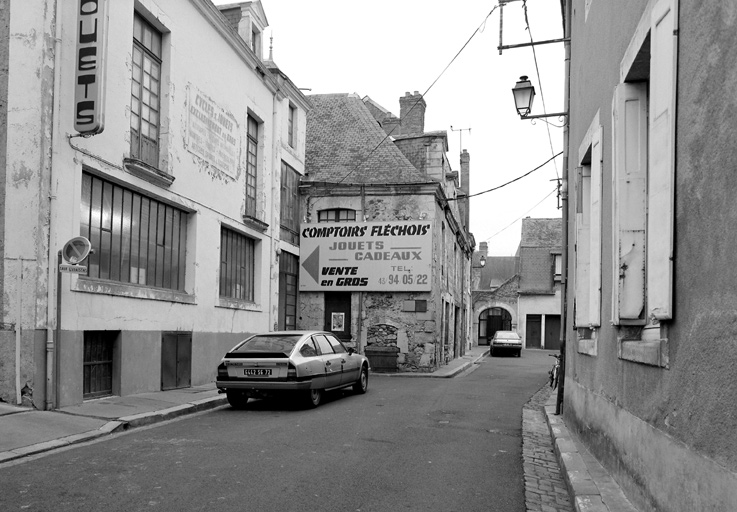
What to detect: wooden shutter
<box><xmin>575</xmin><ymin>166</ymin><xmax>591</xmax><ymax>328</ymax></box>
<box><xmin>589</xmin><ymin>127</ymin><xmax>603</xmax><ymax>327</ymax></box>
<box><xmin>647</xmin><ymin>0</ymin><xmax>678</xmax><ymax>320</ymax></box>
<box><xmin>612</xmin><ymin>83</ymin><xmax>648</xmax><ymax>325</ymax></box>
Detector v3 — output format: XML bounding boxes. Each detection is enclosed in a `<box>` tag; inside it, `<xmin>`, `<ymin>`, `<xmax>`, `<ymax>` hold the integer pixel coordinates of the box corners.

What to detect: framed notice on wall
<box><xmin>331</xmin><ymin>313</ymin><xmax>345</xmax><ymax>332</ymax></box>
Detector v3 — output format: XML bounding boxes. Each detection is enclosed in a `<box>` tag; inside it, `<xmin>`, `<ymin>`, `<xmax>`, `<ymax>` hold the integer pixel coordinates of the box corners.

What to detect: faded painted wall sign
<box><xmin>299</xmin><ymin>221</ymin><xmax>433</xmax><ymax>292</ymax></box>
<box><xmin>74</xmin><ymin>0</ymin><xmax>108</xmax><ymax>134</ymax></box>
<box><xmin>186</xmin><ymin>85</ymin><xmax>240</xmax><ymax>177</ymax></box>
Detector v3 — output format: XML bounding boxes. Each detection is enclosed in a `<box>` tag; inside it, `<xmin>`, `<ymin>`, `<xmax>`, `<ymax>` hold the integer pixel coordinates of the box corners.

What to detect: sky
<box><xmin>214</xmin><ymin>0</ymin><xmax>566</xmax><ymax>256</ymax></box>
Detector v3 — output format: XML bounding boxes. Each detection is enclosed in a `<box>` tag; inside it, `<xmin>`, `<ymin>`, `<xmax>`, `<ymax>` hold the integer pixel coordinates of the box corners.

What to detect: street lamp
<box><xmin>512</xmin><ymin>76</ymin><xmax>535</xmax><ymax>117</ymax></box>
<box><xmin>512</xmin><ymin>76</ymin><xmax>567</xmax><ymax>120</ymax></box>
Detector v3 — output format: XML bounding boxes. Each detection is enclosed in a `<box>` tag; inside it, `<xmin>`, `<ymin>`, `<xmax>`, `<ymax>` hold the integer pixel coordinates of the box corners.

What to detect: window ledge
<box><xmin>618</xmin><ymin>338</ymin><xmax>670</xmax><ymax>368</ymax></box>
<box><xmin>123</xmin><ymin>158</ymin><xmax>175</xmax><ymax>188</ymax></box>
<box><xmin>577</xmin><ymin>338</ymin><xmax>597</xmax><ymax>356</ymax></box>
<box><xmin>216</xmin><ymin>296</ymin><xmax>261</xmax><ymax>311</ymax></box>
<box><xmin>243</xmin><ymin>215</ymin><xmax>268</xmax><ymax>232</ymax></box>
<box><xmin>74</xmin><ymin>277</ymin><xmax>195</xmax><ymax>304</ymax></box>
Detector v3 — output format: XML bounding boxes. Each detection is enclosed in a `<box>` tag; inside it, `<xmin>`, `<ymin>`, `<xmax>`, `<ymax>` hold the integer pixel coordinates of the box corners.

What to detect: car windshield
<box><xmin>232</xmin><ymin>334</ymin><xmax>302</xmax><ymax>354</ymax></box>
<box><xmin>495</xmin><ymin>331</ymin><xmax>520</xmax><ymax>339</ymax></box>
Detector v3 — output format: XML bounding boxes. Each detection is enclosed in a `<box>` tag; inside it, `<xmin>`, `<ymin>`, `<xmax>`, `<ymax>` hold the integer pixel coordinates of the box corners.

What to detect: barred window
<box><xmin>131</xmin><ymin>14</ymin><xmax>162</xmax><ymax>167</ymax></box>
<box><xmin>80</xmin><ymin>172</ymin><xmax>187</xmax><ymax>290</ymax></box>
<box><xmin>245</xmin><ymin>116</ymin><xmax>259</xmax><ymax>218</ymax></box>
<box><xmin>220</xmin><ymin>227</ymin><xmax>255</xmax><ymax>301</ymax></box>
<box><xmin>318</xmin><ymin>209</ymin><xmax>356</xmax><ymax>223</ymax></box>
<box><xmin>280</xmin><ymin>161</ymin><xmax>300</xmax><ymax>244</ymax></box>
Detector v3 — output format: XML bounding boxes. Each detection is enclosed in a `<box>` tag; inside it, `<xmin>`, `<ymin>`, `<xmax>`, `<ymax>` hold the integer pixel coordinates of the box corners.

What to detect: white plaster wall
<box><xmin>518</xmin><ymin>291</ymin><xmax>561</xmax><ymax>348</ymax></box>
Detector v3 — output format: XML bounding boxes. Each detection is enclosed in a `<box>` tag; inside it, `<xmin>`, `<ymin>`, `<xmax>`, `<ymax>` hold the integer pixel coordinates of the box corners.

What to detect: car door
<box><xmin>313</xmin><ymin>334</ymin><xmax>342</xmax><ymax>388</ymax></box>
<box><xmin>326</xmin><ymin>334</ymin><xmax>359</xmax><ymax>385</ymax></box>
<box><xmin>297</xmin><ymin>338</ymin><xmax>326</xmax><ymax>388</ymax></box>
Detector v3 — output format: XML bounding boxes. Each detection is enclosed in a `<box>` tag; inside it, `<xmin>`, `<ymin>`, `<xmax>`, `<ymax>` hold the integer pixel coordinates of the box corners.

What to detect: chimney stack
<box><xmin>399</xmin><ymin>91</ymin><xmax>426</xmax><ymax>135</ymax></box>
<box><xmin>460</xmin><ymin>149</ymin><xmax>470</xmax><ymax>229</ymax></box>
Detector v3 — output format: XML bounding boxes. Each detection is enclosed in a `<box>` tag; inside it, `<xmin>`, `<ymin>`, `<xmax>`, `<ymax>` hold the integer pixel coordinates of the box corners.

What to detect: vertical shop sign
<box><xmin>74</xmin><ymin>0</ymin><xmax>108</xmax><ymax>134</ymax></box>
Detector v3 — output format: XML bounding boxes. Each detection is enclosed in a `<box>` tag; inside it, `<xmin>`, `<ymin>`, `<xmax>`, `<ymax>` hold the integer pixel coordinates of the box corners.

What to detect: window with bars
<box><xmin>80</xmin><ymin>172</ymin><xmax>187</xmax><ymax>291</ymax></box>
<box><xmin>220</xmin><ymin>227</ymin><xmax>256</xmax><ymax>301</ymax></box>
<box><xmin>280</xmin><ymin>161</ymin><xmax>300</xmax><ymax>245</ymax></box>
<box><xmin>131</xmin><ymin>14</ymin><xmax>162</xmax><ymax>168</ymax></box>
<box><xmin>317</xmin><ymin>209</ymin><xmax>356</xmax><ymax>222</ymax></box>
<box><xmin>245</xmin><ymin>116</ymin><xmax>259</xmax><ymax>218</ymax></box>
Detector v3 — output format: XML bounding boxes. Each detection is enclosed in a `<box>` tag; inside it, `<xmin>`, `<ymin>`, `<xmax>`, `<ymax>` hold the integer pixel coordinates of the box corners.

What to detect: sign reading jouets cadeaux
<box><xmin>299</xmin><ymin>221</ymin><xmax>433</xmax><ymax>292</ymax></box>
<box><xmin>74</xmin><ymin>0</ymin><xmax>108</xmax><ymax>134</ymax></box>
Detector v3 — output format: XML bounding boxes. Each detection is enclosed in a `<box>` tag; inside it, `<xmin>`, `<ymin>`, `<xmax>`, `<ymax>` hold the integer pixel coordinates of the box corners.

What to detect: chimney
<box><xmin>399</xmin><ymin>91</ymin><xmax>426</xmax><ymax>135</ymax></box>
<box><xmin>460</xmin><ymin>149</ymin><xmax>470</xmax><ymax>229</ymax></box>
<box><xmin>479</xmin><ymin>242</ymin><xmax>488</xmax><ymax>259</ymax></box>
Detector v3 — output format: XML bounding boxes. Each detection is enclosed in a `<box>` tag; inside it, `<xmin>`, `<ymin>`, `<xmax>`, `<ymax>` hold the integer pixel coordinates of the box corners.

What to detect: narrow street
<box><xmin>2</xmin><ymin>351</ymin><xmax>560</xmax><ymax>512</ymax></box>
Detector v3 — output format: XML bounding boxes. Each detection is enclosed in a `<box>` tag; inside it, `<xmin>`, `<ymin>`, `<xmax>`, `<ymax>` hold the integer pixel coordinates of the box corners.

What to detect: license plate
<box><xmin>244</xmin><ymin>368</ymin><xmax>272</xmax><ymax>376</ymax></box>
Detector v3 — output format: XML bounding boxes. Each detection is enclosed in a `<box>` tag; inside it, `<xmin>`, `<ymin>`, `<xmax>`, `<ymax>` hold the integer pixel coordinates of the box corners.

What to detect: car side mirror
<box><xmin>347</xmin><ymin>347</ymin><xmax>356</xmax><ymax>355</ymax></box>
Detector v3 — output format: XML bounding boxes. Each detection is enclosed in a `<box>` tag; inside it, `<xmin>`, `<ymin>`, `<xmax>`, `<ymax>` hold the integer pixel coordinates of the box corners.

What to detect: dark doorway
<box><xmin>324</xmin><ymin>292</ymin><xmax>351</xmax><ymax>342</ymax></box>
<box><xmin>478</xmin><ymin>307</ymin><xmax>513</xmax><ymax>345</ymax></box>
<box><xmin>278</xmin><ymin>252</ymin><xmax>299</xmax><ymax>330</ymax></box>
<box><xmin>526</xmin><ymin>315</ymin><xmax>542</xmax><ymax>349</ymax></box>
<box><xmin>544</xmin><ymin>315</ymin><xmax>561</xmax><ymax>350</ymax></box>
<box><xmin>161</xmin><ymin>332</ymin><xmax>192</xmax><ymax>390</ymax></box>
<box><xmin>83</xmin><ymin>331</ymin><xmax>116</xmax><ymax>399</ymax></box>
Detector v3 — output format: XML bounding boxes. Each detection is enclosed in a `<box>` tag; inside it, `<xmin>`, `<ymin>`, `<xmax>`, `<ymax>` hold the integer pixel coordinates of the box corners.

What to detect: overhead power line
<box><xmin>448</xmin><ymin>151</ymin><xmax>562</xmax><ymax>201</ymax></box>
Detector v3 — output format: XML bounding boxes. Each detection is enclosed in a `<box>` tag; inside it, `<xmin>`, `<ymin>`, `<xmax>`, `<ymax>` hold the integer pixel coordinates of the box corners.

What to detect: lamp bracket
<box><xmin>520</xmin><ymin>112</ymin><xmax>568</xmax><ymax>120</ymax></box>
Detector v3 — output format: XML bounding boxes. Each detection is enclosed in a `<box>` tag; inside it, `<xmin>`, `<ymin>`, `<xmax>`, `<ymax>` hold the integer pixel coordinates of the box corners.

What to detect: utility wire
<box><xmin>522</xmin><ymin>0</ymin><xmax>560</xmax><ymax>180</ymax></box>
<box><xmin>449</xmin><ymin>151</ymin><xmax>562</xmax><ymax>201</ymax></box>
<box><xmin>332</xmin><ymin>5</ymin><xmax>499</xmax><ymax>187</ymax></box>
<box><xmin>482</xmin><ymin>186</ymin><xmax>558</xmax><ymax>244</ymax></box>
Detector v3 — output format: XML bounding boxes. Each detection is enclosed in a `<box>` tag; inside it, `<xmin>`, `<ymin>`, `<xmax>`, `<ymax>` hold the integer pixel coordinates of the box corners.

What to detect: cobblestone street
<box><xmin>523</xmin><ymin>385</ymin><xmax>573</xmax><ymax>512</ymax></box>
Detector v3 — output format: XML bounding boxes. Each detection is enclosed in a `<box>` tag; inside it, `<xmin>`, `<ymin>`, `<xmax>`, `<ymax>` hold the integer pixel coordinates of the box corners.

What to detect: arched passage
<box><xmin>478</xmin><ymin>307</ymin><xmax>513</xmax><ymax>346</ymax></box>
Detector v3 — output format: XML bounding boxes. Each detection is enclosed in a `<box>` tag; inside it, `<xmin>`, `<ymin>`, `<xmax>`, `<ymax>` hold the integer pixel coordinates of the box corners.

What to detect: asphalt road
<box><xmin>1</xmin><ymin>350</ymin><xmax>554</xmax><ymax>512</ymax></box>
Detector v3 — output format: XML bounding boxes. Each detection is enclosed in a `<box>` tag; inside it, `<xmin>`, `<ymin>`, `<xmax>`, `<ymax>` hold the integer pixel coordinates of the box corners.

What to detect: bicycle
<box><xmin>548</xmin><ymin>353</ymin><xmax>561</xmax><ymax>390</ymax></box>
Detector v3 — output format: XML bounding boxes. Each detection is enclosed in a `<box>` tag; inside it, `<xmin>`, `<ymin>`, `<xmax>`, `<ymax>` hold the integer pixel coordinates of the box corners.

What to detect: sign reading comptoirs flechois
<box><xmin>299</xmin><ymin>221</ymin><xmax>433</xmax><ymax>292</ymax></box>
<box><xmin>74</xmin><ymin>0</ymin><xmax>108</xmax><ymax>134</ymax></box>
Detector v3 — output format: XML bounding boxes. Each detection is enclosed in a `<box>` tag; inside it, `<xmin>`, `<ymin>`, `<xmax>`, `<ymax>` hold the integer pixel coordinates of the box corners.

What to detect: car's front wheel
<box><xmin>305</xmin><ymin>388</ymin><xmax>322</xmax><ymax>408</ymax></box>
<box><xmin>226</xmin><ymin>390</ymin><xmax>249</xmax><ymax>410</ymax></box>
<box><xmin>353</xmin><ymin>366</ymin><xmax>369</xmax><ymax>394</ymax></box>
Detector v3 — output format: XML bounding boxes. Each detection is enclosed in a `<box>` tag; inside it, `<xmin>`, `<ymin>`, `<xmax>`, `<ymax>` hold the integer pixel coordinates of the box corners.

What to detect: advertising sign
<box><xmin>186</xmin><ymin>85</ymin><xmax>241</xmax><ymax>178</ymax></box>
<box><xmin>74</xmin><ymin>0</ymin><xmax>108</xmax><ymax>134</ymax></box>
<box><xmin>299</xmin><ymin>221</ymin><xmax>433</xmax><ymax>292</ymax></box>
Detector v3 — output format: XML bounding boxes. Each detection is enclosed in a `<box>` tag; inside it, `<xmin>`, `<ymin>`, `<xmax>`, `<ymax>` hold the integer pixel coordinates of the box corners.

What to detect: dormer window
<box><xmin>251</xmin><ymin>27</ymin><xmax>261</xmax><ymax>56</ymax></box>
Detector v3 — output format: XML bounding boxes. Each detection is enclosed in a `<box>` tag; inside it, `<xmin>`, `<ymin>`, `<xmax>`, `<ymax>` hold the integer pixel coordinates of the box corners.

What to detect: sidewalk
<box><xmin>543</xmin><ymin>392</ymin><xmax>639</xmax><ymax>512</ymax></box>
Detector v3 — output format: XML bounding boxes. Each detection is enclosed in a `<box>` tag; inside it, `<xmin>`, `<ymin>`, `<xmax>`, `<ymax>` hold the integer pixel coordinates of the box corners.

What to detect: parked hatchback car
<box><xmin>216</xmin><ymin>331</ymin><xmax>370</xmax><ymax>409</ymax></box>
<box><xmin>490</xmin><ymin>330</ymin><xmax>522</xmax><ymax>357</ymax></box>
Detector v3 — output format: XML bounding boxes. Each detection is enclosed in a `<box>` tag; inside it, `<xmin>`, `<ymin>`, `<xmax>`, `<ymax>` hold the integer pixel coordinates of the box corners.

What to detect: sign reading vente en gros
<box><xmin>74</xmin><ymin>0</ymin><xmax>107</xmax><ymax>134</ymax></box>
<box><xmin>299</xmin><ymin>221</ymin><xmax>433</xmax><ymax>292</ymax></box>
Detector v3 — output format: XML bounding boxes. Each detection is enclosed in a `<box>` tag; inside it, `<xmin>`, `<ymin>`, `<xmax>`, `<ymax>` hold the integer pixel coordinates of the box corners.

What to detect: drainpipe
<box><xmin>556</xmin><ymin>0</ymin><xmax>572</xmax><ymax>415</ymax></box>
<box><xmin>270</xmin><ymin>88</ymin><xmax>280</xmax><ymax>331</ymax></box>
<box><xmin>45</xmin><ymin>0</ymin><xmax>63</xmax><ymax>410</ymax></box>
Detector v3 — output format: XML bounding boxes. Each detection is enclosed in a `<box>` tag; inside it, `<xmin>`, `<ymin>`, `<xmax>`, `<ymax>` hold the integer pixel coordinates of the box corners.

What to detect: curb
<box><xmin>376</xmin><ymin>350</ymin><xmax>488</xmax><ymax>379</ymax></box>
<box><xmin>0</xmin><ymin>395</ymin><xmax>228</xmax><ymax>464</ymax></box>
<box><xmin>544</xmin><ymin>395</ymin><xmax>638</xmax><ymax>512</ymax></box>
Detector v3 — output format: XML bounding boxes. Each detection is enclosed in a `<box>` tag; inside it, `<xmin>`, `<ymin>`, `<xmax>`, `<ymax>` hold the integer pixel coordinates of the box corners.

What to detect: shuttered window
<box><xmin>612</xmin><ymin>0</ymin><xmax>678</xmax><ymax>325</ymax></box>
<box><xmin>219</xmin><ymin>227</ymin><xmax>255</xmax><ymax>301</ymax></box>
<box><xmin>575</xmin><ymin>122</ymin><xmax>602</xmax><ymax>329</ymax></box>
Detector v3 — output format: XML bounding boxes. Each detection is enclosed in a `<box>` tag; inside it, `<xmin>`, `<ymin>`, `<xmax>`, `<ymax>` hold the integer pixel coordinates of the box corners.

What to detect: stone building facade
<box><xmin>0</xmin><ymin>0</ymin><xmax>309</xmax><ymax>408</ymax></box>
<box><xmin>298</xmin><ymin>93</ymin><xmax>474</xmax><ymax>372</ymax></box>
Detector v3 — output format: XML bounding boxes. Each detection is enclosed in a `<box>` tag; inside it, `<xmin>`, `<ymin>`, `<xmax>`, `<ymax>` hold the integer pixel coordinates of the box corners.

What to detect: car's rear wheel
<box><xmin>305</xmin><ymin>388</ymin><xmax>322</xmax><ymax>408</ymax></box>
<box><xmin>353</xmin><ymin>366</ymin><xmax>369</xmax><ymax>394</ymax></box>
<box><xmin>226</xmin><ymin>390</ymin><xmax>250</xmax><ymax>410</ymax></box>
